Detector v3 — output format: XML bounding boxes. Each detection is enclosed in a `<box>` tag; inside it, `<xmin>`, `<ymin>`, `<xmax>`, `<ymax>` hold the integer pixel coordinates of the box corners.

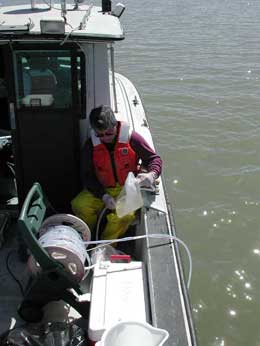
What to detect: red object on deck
<box><xmin>110</xmin><ymin>254</ymin><xmax>131</xmax><ymax>263</ymax></box>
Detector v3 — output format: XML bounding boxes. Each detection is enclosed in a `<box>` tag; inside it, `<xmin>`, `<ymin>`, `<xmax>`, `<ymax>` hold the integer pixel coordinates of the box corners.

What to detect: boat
<box><xmin>0</xmin><ymin>1</ymin><xmax>197</xmax><ymax>345</ymax></box>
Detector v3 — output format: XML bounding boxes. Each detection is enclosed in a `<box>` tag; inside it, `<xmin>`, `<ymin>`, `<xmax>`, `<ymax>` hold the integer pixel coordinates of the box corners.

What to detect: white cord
<box><xmin>95</xmin><ymin>207</ymin><xmax>108</xmax><ymax>241</ymax></box>
<box><xmin>84</xmin><ymin>234</ymin><xmax>192</xmax><ymax>289</ymax></box>
<box><xmin>82</xmin><ymin>250</ymin><xmax>92</xmax><ymax>280</ymax></box>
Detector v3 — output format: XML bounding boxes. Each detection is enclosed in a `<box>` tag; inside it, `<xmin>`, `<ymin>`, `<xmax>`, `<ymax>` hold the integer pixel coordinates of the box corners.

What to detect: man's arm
<box><xmin>130</xmin><ymin>131</ymin><xmax>162</xmax><ymax>177</ymax></box>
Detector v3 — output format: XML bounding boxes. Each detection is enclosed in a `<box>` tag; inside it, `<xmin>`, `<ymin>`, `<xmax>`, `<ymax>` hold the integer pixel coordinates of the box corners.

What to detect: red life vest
<box><xmin>91</xmin><ymin>121</ymin><xmax>138</xmax><ymax>187</ymax></box>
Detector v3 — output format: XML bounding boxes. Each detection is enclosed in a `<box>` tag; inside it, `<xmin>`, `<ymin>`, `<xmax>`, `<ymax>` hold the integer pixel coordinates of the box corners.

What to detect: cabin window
<box><xmin>14</xmin><ymin>50</ymin><xmax>85</xmax><ymax>112</ymax></box>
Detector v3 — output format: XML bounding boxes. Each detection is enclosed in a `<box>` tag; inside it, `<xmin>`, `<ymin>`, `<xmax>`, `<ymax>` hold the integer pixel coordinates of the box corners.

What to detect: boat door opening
<box><xmin>1</xmin><ymin>44</ymin><xmax>86</xmax><ymax>212</ymax></box>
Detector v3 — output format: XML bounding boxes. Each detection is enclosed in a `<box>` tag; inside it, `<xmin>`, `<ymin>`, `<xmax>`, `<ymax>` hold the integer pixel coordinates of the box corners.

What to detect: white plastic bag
<box><xmin>116</xmin><ymin>172</ymin><xmax>143</xmax><ymax>218</ymax></box>
<box><xmin>91</xmin><ymin>245</ymin><xmax>119</xmax><ymax>264</ymax></box>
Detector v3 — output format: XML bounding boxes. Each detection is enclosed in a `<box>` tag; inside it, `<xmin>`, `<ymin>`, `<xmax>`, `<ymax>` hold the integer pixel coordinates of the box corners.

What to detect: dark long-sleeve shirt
<box><xmin>81</xmin><ymin>130</ymin><xmax>163</xmax><ymax>198</ymax></box>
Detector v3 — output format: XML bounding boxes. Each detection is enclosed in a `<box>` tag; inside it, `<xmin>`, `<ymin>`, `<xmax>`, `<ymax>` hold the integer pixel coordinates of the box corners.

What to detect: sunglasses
<box><xmin>95</xmin><ymin>129</ymin><xmax>115</xmax><ymax>138</ymax></box>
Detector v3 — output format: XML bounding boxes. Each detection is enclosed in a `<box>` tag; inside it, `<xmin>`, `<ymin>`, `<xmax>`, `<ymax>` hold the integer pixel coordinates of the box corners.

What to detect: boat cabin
<box><xmin>0</xmin><ymin>0</ymin><xmax>124</xmax><ymax>213</ymax></box>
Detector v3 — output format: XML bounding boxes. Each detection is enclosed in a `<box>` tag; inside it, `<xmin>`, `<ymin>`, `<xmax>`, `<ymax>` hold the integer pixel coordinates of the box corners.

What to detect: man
<box><xmin>71</xmin><ymin>105</ymin><xmax>162</xmax><ymax>240</ymax></box>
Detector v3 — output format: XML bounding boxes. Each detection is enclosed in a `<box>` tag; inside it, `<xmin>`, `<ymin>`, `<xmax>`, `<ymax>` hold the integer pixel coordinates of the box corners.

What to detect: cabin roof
<box><xmin>0</xmin><ymin>3</ymin><xmax>124</xmax><ymax>41</ymax></box>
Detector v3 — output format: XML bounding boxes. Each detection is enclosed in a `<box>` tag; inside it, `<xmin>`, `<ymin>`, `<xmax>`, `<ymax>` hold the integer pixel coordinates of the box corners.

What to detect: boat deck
<box><xmin>0</xmin><ymin>220</ymin><xmax>28</xmax><ymax>335</ymax></box>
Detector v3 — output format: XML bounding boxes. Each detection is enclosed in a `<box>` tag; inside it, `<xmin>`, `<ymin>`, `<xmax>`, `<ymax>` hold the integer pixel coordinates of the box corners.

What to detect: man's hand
<box><xmin>136</xmin><ymin>172</ymin><xmax>157</xmax><ymax>188</ymax></box>
<box><xmin>102</xmin><ymin>194</ymin><xmax>116</xmax><ymax>210</ymax></box>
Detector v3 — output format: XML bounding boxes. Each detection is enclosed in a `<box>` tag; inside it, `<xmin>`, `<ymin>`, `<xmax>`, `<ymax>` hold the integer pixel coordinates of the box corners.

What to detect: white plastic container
<box><xmin>88</xmin><ymin>261</ymin><xmax>147</xmax><ymax>343</ymax></box>
<box><xmin>97</xmin><ymin>320</ymin><xmax>169</xmax><ymax>346</ymax></box>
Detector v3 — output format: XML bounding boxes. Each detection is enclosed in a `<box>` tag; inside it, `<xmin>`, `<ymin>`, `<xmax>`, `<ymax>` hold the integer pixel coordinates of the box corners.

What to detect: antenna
<box><xmin>74</xmin><ymin>0</ymin><xmax>85</xmax><ymax>9</ymax></box>
<box><xmin>61</xmin><ymin>0</ymin><xmax>67</xmax><ymax>16</ymax></box>
<box><xmin>30</xmin><ymin>0</ymin><xmax>36</xmax><ymax>9</ymax></box>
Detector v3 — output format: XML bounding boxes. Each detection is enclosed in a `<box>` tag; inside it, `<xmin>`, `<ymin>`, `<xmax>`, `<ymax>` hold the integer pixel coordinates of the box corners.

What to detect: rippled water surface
<box><xmin>115</xmin><ymin>0</ymin><xmax>260</xmax><ymax>345</ymax></box>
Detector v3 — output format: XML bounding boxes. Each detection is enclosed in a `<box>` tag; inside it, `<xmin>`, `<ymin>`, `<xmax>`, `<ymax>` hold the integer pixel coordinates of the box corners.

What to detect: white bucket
<box><xmin>97</xmin><ymin>321</ymin><xmax>169</xmax><ymax>346</ymax></box>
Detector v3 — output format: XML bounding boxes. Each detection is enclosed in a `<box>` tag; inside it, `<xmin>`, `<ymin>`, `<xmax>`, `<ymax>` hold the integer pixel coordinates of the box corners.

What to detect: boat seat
<box><xmin>25</xmin><ymin>57</ymin><xmax>57</xmax><ymax>95</ymax></box>
<box><xmin>17</xmin><ymin>182</ymin><xmax>89</xmax><ymax>323</ymax></box>
<box><xmin>30</xmin><ymin>71</ymin><xmax>57</xmax><ymax>94</ymax></box>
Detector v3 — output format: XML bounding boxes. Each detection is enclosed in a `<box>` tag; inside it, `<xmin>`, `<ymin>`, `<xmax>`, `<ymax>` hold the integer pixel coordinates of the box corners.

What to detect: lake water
<box><xmin>116</xmin><ymin>0</ymin><xmax>260</xmax><ymax>345</ymax></box>
<box><xmin>1</xmin><ymin>0</ymin><xmax>260</xmax><ymax>344</ymax></box>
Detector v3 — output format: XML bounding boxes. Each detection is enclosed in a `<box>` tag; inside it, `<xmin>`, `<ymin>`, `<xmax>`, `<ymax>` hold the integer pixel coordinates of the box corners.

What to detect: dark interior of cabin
<box><xmin>0</xmin><ymin>48</ymin><xmax>16</xmax><ymax>216</ymax></box>
<box><xmin>0</xmin><ymin>46</ymin><xmax>86</xmax><ymax>218</ymax></box>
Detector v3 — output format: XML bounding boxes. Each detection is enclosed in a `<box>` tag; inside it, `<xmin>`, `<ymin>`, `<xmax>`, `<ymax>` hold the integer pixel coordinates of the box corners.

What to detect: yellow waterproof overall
<box><xmin>71</xmin><ymin>184</ymin><xmax>135</xmax><ymax>240</ymax></box>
